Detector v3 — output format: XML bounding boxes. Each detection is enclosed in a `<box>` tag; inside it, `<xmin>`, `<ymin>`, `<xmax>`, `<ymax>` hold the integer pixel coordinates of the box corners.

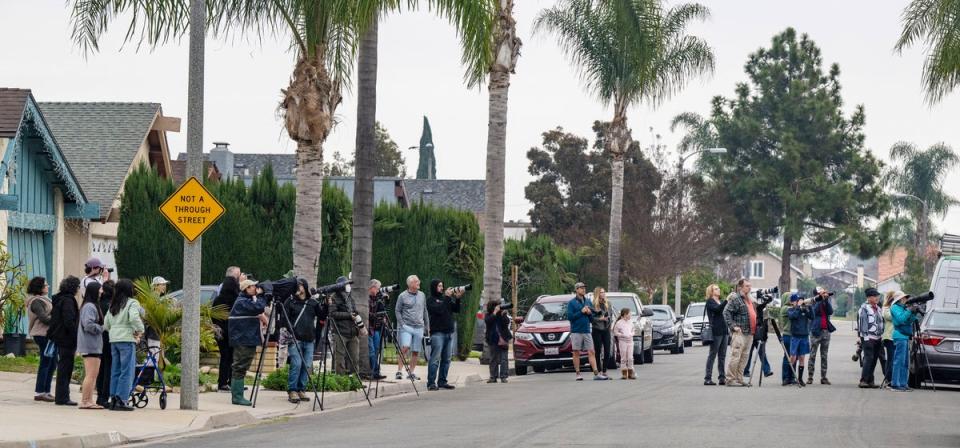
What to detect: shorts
<box><xmin>789</xmin><ymin>336</ymin><xmax>810</xmax><ymax>356</ymax></box>
<box><xmin>81</xmin><ymin>353</ymin><xmax>101</xmax><ymax>359</ymax></box>
<box><xmin>570</xmin><ymin>333</ymin><xmax>594</xmax><ymax>352</ymax></box>
<box><xmin>398</xmin><ymin>325</ymin><xmax>424</xmax><ymax>352</ymax></box>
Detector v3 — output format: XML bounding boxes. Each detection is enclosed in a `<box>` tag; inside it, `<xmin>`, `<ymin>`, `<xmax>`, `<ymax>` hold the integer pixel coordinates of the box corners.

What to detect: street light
<box><xmin>674</xmin><ymin>147</ymin><xmax>727</xmax><ymax>316</ymax></box>
<box><xmin>891</xmin><ymin>192</ymin><xmax>929</xmax><ymax>257</ymax></box>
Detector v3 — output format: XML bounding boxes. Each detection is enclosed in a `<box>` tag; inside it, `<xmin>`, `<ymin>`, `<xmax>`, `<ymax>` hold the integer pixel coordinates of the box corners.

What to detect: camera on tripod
<box><xmin>257</xmin><ymin>277</ymin><xmax>301</xmax><ymax>304</ymax></box>
<box><xmin>905</xmin><ymin>291</ymin><xmax>934</xmax><ymax>314</ymax></box>
<box><xmin>312</xmin><ymin>278</ymin><xmax>354</xmax><ymax>298</ymax></box>
<box><xmin>448</xmin><ymin>283</ymin><xmax>473</xmax><ymax>295</ymax></box>
<box><xmin>753</xmin><ymin>286</ymin><xmax>778</xmax><ymax>304</ymax></box>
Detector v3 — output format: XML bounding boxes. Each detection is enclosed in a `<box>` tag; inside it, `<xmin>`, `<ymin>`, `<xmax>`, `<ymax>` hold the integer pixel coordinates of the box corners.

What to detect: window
<box><xmin>750</xmin><ymin>260</ymin><xmax>764</xmax><ymax>279</ymax></box>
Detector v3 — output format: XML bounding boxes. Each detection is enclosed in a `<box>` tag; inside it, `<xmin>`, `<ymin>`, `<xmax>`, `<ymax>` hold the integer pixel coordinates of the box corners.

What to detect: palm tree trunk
<box><xmin>607</xmin><ymin>109</ymin><xmax>629</xmax><ymax>291</ymax></box>
<box><xmin>351</xmin><ymin>20</ymin><xmax>378</xmax><ymax>377</ymax></box>
<box><xmin>284</xmin><ymin>54</ymin><xmax>340</xmax><ymax>280</ymax></box>
<box><xmin>482</xmin><ymin>0</ymin><xmax>521</xmax><ymax>308</ymax></box>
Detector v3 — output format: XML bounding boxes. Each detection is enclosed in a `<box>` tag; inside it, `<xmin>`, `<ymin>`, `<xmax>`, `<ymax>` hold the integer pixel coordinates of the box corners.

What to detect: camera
<box><xmin>379</xmin><ymin>284</ymin><xmax>399</xmax><ymax>295</ymax></box>
<box><xmin>754</xmin><ymin>286</ymin><xmax>778</xmax><ymax>297</ymax></box>
<box><xmin>499</xmin><ymin>301</ymin><xmax>514</xmax><ymax>311</ymax></box>
<box><xmin>449</xmin><ymin>284</ymin><xmax>473</xmax><ymax>295</ymax></box>
<box><xmin>352</xmin><ymin>313</ymin><xmax>365</xmax><ymax>329</ymax></box>
<box><xmin>905</xmin><ymin>291</ymin><xmax>934</xmax><ymax>306</ymax></box>
<box><xmin>257</xmin><ymin>277</ymin><xmax>300</xmax><ymax>304</ymax></box>
<box><xmin>107</xmin><ymin>267</ymin><xmax>114</xmax><ymax>273</ymax></box>
<box><xmin>315</xmin><ymin>278</ymin><xmax>353</xmax><ymax>296</ymax></box>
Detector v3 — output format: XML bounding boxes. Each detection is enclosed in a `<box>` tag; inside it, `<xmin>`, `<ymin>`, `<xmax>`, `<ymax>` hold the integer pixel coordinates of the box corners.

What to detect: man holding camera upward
<box><xmin>282</xmin><ymin>279</ymin><xmax>326</xmax><ymax>403</ymax></box>
<box><xmin>395</xmin><ymin>275</ymin><xmax>427</xmax><ymax>381</ymax></box>
<box><xmin>723</xmin><ymin>279</ymin><xmax>756</xmax><ymax>387</ymax></box>
<box><xmin>367</xmin><ymin>280</ymin><xmax>388</xmax><ymax>381</ymax></box>
<box><xmin>567</xmin><ymin>282</ymin><xmax>607</xmax><ymax>381</ymax></box>
<box><xmin>228</xmin><ymin>279</ymin><xmax>268</xmax><ymax>406</ymax></box>
<box><xmin>426</xmin><ymin>279</ymin><xmax>465</xmax><ymax>391</ymax></box>
<box><xmin>857</xmin><ymin>288</ymin><xmax>884</xmax><ymax>389</ymax></box>
<box><xmin>82</xmin><ymin>257</ymin><xmax>111</xmax><ymax>289</ymax></box>
<box><xmin>329</xmin><ymin>276</ymin><xmax>365</xmax><ymax>375</ymax></box>
<box><xmin>787</xmin><ymin>293</ymin><xmax>813</xmax><ymax>385</ymax></box>
<box><xmin>807</xmin><ymin>287</ymin><xmax>836</xmax><ymax>385</ymax></box>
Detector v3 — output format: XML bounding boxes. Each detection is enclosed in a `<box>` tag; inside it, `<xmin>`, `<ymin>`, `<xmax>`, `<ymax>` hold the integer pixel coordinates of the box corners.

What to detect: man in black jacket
<box><xmin>282</xmin><ymin>279</ymin><xmax>326</xmax><ymax>403</ymax></box>
<box><xmin>330</xmin><ymin>276</ymin><xmax>365</xmax><ymax>375</ymax></box>
<box><xmin>426</xmin><ymin>279</ymin><xmax>464</xmax><ymax>391</ymax></box>
<box><xmin>367</xmin><ymin>280</ymin><xmax>387</xmax><ymax>381</ymax></box>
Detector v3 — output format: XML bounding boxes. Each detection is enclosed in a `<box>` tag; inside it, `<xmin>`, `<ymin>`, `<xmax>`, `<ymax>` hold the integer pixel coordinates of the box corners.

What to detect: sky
<box><xmin>2</xmin><ymin>0</ymin><xmax>959</xmax><ymax>236</ymax></box>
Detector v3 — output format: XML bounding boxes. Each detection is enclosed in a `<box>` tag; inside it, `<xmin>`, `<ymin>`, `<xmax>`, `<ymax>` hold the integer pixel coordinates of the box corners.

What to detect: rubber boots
<box><xmin>231</xmin><ymin>379</ymin><xmax>251</xmax><ymax>406</ymax></box>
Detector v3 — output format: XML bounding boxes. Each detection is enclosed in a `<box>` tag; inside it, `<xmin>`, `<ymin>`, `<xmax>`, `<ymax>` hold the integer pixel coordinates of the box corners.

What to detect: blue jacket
<box><xmin>810</xmin><ymin>300</ymin><xmax>836</xmax><ymax>336</ymax></box>
<box><xmin>787</xmin><ymin>305</ymin><xmax>812</xmax><ymax>337</ymax></box>
<box><xmin>890</xmin><ymin>303</ymin><xmax>919</xmax><ymax>341</ymax></box>
<box><xmin>566</xmin><ymin>296</ymin><xmax>594</xmax><ymax>334</ymax></box>
<box><xmin>229</xmin><ymin>293</ymin><xmax>266</xmax><ymax>348</ymax></box>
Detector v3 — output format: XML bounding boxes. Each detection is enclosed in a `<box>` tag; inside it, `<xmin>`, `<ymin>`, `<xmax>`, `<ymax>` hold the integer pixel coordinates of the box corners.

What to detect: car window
<box><xmin>608</xmin><ymin>297</ymin><xmax>638</xmax><ymax>316</ymax></box>
<box><xmin>686</xmin><ymin>304</ymin><xmax>705</xmax><ymax>318</ymax></box>
<box><xmin>928</xmin><ymin>312</ymin><xmax>960</xmax><ymax>329</ymax></box>
<box><xmin>650</xmin><ymin>308</ymin><xmax>671</xmax><ymax>320</ymax></box>
<box><xmin>526</xmin><ymin>302</ymin><xmax>568</xmax><ymax>323</ymax></box>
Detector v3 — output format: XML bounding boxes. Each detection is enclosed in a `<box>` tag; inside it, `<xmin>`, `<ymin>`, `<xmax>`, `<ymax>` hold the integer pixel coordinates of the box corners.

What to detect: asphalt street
<box><xmin>147</xmin><ymin>327</ymin><xmax>960</xmax><ymax>448</ymax></box>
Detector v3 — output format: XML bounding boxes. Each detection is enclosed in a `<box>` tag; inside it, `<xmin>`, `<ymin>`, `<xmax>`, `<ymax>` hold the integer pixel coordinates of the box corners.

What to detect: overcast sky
<box><xmin>2</xmin><ymin>0</ymin><xmax>959</xmax><ymax>235</ymax></box>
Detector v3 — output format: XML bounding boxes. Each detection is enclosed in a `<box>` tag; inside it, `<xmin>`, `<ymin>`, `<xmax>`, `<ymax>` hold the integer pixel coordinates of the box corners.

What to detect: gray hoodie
<box><xmin>396</xmin><ymin>290</ymin><xmax>428</xmax><ymax>329</ymax></box>
<box><xmin>76</xmin><ymin>302</ymin><xmax>104</xmax><ymax>355</ymax></box>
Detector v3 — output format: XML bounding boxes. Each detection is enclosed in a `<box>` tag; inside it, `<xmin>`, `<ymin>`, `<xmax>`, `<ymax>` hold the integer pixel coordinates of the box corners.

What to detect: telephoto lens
<box><xmin>450</xmin><ymin>284</ymin><xmax>473</xmax><ymax>294</ymax></box>
<box><xmin>379</xmin><ymin>284</ymin><xmax>399</xmax><ymax>295</ymax></box>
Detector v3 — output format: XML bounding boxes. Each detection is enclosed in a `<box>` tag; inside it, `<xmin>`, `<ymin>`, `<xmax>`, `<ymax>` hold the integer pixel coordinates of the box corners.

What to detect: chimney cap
<box><xmin>212</xmin><ymin>141</ymin><xmax>230</xmax><ymax>148</ymax></box>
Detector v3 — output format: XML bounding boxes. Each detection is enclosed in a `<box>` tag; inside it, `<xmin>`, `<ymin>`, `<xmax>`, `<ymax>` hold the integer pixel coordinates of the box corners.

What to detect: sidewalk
<box><xmin>0</xmin><ymin>360</ymin><xmax>485</xmax><ymax>448</ymax></box>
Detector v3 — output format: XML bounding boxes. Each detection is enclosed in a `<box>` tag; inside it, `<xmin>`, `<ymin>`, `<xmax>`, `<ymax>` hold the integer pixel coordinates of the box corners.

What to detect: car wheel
<box><xmin>515</xmin><ymin>365</ymin><xmax>528</xmax><ymax>376</ymax></box>
<box><xmin>636</xmin><ymin>336</ymin><xmax>645</xmax><ymax>365</ymax></box>
<box><xmin>533</xmin><ymin>366</ymin><xmax>546</xmax><ymax>374</ymax></box>
<box><xmin>644</xmin><ymin>346</ymin><xmax>654</xmax><ymax>364</ymax></box>
<box><xmin>679</xmin><ymin>341</ymin><xmax>685</xmax><ymax>354</ymax></box>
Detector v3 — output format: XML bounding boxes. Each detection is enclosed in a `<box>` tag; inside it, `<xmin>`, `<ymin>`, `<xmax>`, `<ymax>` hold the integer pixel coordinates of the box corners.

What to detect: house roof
<box><xmin>814</xmin><ymin>268</ymin><xmax>877</xmax><ymax>284</ymax></box>
<box><xmin>404</xmin><ymin>179</ymin><xmax>485</xmax><ymax>213</ymax></box>
<box><xmin>0</xmin><ymin>88</ymin><xmax>30</xmax><ymax>138</ymax></box>
<box><xmin>170</xmin><ymin>159</ymin><xmax>221</xmax><ymax>185</ymax></box>
<box><xmin>766</xmin><ymin>252</ymin><xmax>805</xmax><ymax>276</ymax></box>
<box><xmin>178</xmin><ymin>152</ymin><xmax>297</xmax><ymax>179</ymax></box>
<box><xmin>877</xmin><ymin>246</ymin><xmax>909</xmax><ymax>283</ymax></box>
<box><xmin>39</xmin><ymin>102</ymin><xmax>162</xmax><ymax>219</ymax></box>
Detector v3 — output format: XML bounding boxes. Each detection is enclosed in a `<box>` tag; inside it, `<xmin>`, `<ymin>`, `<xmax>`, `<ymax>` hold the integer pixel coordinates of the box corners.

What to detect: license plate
<box><xmin>954</xmin><ymin>342</ymin><xmax>960</xmax><ymax>352</ymax></box>
<box><xmin>545</xmin><ymin>347</ymin><xmax>559</xmax><ymax>356</ymax></box>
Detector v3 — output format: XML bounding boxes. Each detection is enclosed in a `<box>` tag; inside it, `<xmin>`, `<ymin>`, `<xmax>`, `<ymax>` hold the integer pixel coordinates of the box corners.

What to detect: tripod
<box><xmin>318</xmin><ymin>302</ymin><xmax>373</xmax><ymax>410</ymax></box>
<box><xmin>370</xmin><ymin>313</ymin><xmax>420</xmax><ymax>398</ymax></box>
<box><xmin>769</xmin><ymin>319</ymin><xmax>804</xmax><ymax>388</ymax></box>
<box><xmin>746</xmin><ymin>335</ymin><xmax>769</xmax><ymax>387</ymax></box>
<box><xmin>248</xmin><ymin>296</ymin><xmax>322</xmax><ymax>408</ymax></box>
<box><xmin>911</xmin><ymin>318</ymin><xmax>937</xmax><ymax>391</ymax></box>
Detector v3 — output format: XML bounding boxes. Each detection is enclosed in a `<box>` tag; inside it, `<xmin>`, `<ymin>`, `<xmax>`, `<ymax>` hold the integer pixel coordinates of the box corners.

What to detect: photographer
<box><xmin>787</xmin><ymin>294</ymin><xmax>813</xmax><ymax>385</ymax></box>
<box><xmin>857</xmin><ymin>288</ymin><xmax>884</xmax><ymax>388</ymax></box>
<box><xmin>82</xmin><ymin>257</ymin><xmax>111</xmax><ymax>289</ymax></box>
<box><xmin>777</xmin><ymin>297</ymin><xmax>797</xmax><ymax>386</ymax></box>
<box><xmin>744</xmin><ymin>296</ymin><xmax>774</xmax><ymax>380</ymax></box>
<box><xmin>426</xmin><ymin>279</ymin><xmax>464</xmax><ymax>391</ymax></box>
<box><xmin>807</xmin><ymin>287</ymin><xmax>836</xmax><ymax>385</ymax></box>
<box><xmin>330</xmin><ymin>276</ymin><xmax>365</xmax><ymax>375</ymax></box>
<box><xmin>395</xmin><ymin>275</ymin><xmax>427</xmax><ymax>381</ymax></box>
<box><xmin>227</xmin><ymin>279</ymin><xmax>267</xmax><ymax>406</ymax></box>
<box><xmin>282</xmin><ymin>279</ymin><xmax>326</xmax><ymax>403</ymax></box>
<box><xmin>484</xmin><ymin>300</ymin><xmax>512</xmax><ymax>383</ymax></box>
<box><xmin>889</xmin><ymin>291</ymin><xmax>920</xmax><ymax>392</ymax></box>
<box><xmin>703</xmin><ymin>284</ymin><xmax>727</xmax><ymax>386</ymax></box>
<box><xmin>722</xmin><ymin>278</ymin><xmax>755</xmax><ymax>387</ymax></box>
<box><xmin>367</xmin><ymin>280</ymin><xmax>387</xmax><ymax>381</ymax></box>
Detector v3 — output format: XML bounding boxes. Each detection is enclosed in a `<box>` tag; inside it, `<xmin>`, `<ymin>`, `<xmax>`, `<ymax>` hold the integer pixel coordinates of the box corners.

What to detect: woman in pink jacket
<box><xmin>613</xmin><ymin>308</ymin><xmax>636</xmax><ymax>380</ymax></box>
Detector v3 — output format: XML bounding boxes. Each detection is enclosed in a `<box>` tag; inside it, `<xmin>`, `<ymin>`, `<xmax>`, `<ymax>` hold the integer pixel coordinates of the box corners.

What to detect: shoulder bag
<box><xmin>700</xmin><ymin>302</ymin><xmax>714</xmax><ymax>344</ymax></box>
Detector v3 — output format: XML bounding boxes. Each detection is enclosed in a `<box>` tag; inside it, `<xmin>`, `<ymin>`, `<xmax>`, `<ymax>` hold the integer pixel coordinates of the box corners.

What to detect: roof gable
<box><xmin>39</xmin><ymin>102</ymin><xmax>161</xmax><ymax>219</ymax></box>
<box><xmin>0</xmin><ymin>88</ymin><xmax>30</xmax><ymax>138</ymax></box>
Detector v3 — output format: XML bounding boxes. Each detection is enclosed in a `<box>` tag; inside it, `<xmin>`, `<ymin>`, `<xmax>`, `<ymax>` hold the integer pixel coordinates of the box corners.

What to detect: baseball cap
<box><xmin>864</xmin><ymin>287</ymin><xmax>880</xmax><ymax>298</ymax></box>
<box><xmin>85</xmin><ymin>257</ymin><xmax>103</xmax><ymax>269</ymax></box>
<box><xmin>574</xmin><ymin>282</ymin><xmax>586</xmax><ymax>290</ymax></box>
<box><xmin>151</xmin><ymin>276</ymin><xmax>170</xmax><ymax>286</ymax></box>
<box><xmin>789</xmin><ymin>293</ymin><xmax>801</xmax><ymax>302</ymax></box>
<box><xmin>239</xmin><ymin>279</ymin><xmax>259</xmax><ymax>291</ymax></box>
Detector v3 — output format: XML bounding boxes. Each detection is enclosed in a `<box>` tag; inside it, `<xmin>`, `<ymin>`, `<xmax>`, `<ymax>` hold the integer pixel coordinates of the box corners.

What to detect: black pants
<box><xmin>860</xmin><ymin>338</ymin><xmax>882</xmax><ymax>384</ymax></box>
<box><xmin>217</xmin><ymin>336</ymin><xmax>234</xmax><ymax>388</ymax></box>
<box><xmin>55</xmin><ymin>345</ymin><xmax>76</xmax><ymax>404</ymax></box>
<box><xmin>705</xmin><ymin>334</ymin><xmax>728</xmax><ymax>381</ymax></box>
<box><xmin>883</xmin><ymin>339</ymin><xmax>895</xmax><ymax>384</ymax></box>
<box><xmin>489</xmin><ymin>344</ymin><xmax>508</xmax><ymax>380</ymax></box>
<box><xmin>96</xmin><ymin>332</ymin><xmax>112</xmax><ymax>403</ymax></box>
<box><xmin>592</xmin><ymin>328</ymin><xmax>612</xmax><ymax>372</ymax></box>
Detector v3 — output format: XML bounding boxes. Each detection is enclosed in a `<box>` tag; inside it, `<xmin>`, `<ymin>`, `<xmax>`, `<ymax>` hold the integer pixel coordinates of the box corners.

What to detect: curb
<box><xmin>1</xmin><ymin>431</ymin><xmax>126</xmax><ymax>448</ymax></box>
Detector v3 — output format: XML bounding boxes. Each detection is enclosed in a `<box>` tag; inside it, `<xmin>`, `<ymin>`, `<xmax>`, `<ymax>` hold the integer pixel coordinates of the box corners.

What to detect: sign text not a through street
<box><xmin>159</xmin><ymin>177</ymin><xmax>226</xmax><ymax>243</ymax></box>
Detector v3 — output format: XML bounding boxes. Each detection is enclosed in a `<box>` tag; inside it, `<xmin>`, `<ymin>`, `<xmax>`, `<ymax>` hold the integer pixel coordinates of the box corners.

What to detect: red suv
<box><xmin>513</xmin><ymin>293</ymin><xmax>654</xmax><ymax>375</ymax></box>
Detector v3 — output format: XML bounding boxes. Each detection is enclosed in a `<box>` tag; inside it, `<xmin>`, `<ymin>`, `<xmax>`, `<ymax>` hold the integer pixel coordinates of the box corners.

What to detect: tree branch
<box><xmin>792</xmin><ymin>236</ymin><xmax>846</xmax><ymax>256</ymax></box>
<box><xmin>803</xmin><ymin>221</ymin><xmax>837</xmax><ymax>231</ymax></box>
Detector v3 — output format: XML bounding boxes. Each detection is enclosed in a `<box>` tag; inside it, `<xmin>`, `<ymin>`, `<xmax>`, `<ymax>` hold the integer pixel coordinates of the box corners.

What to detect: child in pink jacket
<box><xmin>613</xmin><ymin>308</ymin><xmax>636</xmax><ymax>380</ymax></box>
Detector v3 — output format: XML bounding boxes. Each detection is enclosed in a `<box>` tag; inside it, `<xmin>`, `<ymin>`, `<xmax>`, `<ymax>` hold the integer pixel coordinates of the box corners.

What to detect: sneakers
<box><xmin>287</xmin><ymin>391</ymin><xmax>301</xmax><ymax>403</ymax></box>
<box><xmin>593</xmin><ymin>373</ymin><xmax>609</xmax><ymax>381</ymax></box>
<box><xmin>34</xmin><ymin>394</ymin><xmax>55</xmax><ymax>402</ymax></box>
<box><xmin>821</xmin><ymin>378</ymin><xmax>832</xmax><ymax>385</ymax></box>
<box><xmin>704</xmin><ymin>380</ymin><xmax>716</xmax><ymax>386</ymax></box>
<box><xmin>440</xmin><ymin>384</ymin><xmax>455</xmax><ymax>390</ymax></box>
<box><xmin>764</xmin><ymin>371</ymin><xmax>774</xmax><ymax>378</ymax></box>
<box><xmin>395</xmin><ymin>372</ymin><xmax>403</xmax><ymax>380</ymax></box>
<box><xmin>427</xmin><ymin>385</ymin><xmax>439</xmax><ymax>391</ymax></box>
<box><xmin>806</xmin><ymin>377</ymin><xmax>813</xmax><ymax>385</ymax></box>
<box><xmin>576</xmin><ymin>373</ymin><xmax>584</xmax><ymax>381</ymax></box>
<box><xmin>407</xmin><ymin>373</ymin><xmax>420</xmax><ymax>381</ymax></box>
<box><xmin>858</xmin><ymin>381</ymin><xmax>870</xmax><ymax>389</ymax></box>
<box><xmin>487</xmin><ymin>378</ymin><xmax>498</xmax><ymax>383</ymax></box>
<box><xmin>296</xmin><ymin>391</ymin><xmax>311</xmax><ymax>402</ymax></box>
<box><xmin>500</xmin><ymin>378</ymin><xmax>508</xmax><ymax>383</ymax></box>
<box><xmin>718</xmin><ymin>378</ymin><xmax>726</xmax><ymax>386</ymax></box>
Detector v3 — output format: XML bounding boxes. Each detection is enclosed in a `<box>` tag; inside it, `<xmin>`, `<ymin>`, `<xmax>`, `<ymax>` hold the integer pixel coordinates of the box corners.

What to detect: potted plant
<box><xmin>0</xmin><ymin>242</ymin><xmax>28</xmax><ymax>356</ymax></box>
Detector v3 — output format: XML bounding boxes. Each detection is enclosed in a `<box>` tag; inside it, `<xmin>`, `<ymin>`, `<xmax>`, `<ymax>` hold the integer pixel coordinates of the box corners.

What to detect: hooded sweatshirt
<box><xmin>427</xmin><ymin>279</ymin><xmax>461</xmax><ymax>334</ymax></box>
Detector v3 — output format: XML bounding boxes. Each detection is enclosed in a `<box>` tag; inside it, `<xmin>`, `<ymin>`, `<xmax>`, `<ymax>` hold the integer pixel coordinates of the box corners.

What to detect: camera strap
<box><xmin>293</xmin><ymin>302</ymin><xmax>307</xmax><ymax>329</ymax></box>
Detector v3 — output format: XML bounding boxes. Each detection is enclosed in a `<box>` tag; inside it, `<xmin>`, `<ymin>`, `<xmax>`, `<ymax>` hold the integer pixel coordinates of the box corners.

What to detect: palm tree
<box><xmin>350</xmin><ymin>0</ymin><xmax>493</xmax><ymax>375</ymax></box>
<box><xmin>895</xmin><ymin>0</ymin><xmax>960</xmax><ymax>103</ymax></box>
<box><xmin>481</xmin><ymin>0</ymin><xmax>521</xmax><ymax>309</ymax></box>
<box><xmin>887</xmin><ymin>141</ymin><xmax>960</xmax><ymax>257</ymax></box>
<box><xmin>70</xmin><ymin>0</ymin><xmax>376</xmax><ymax>281</ymax></box>
<box><xmin>535</xmin><ymin>0</ymin><xmax>714</xmax><ymax>290</ymax></box>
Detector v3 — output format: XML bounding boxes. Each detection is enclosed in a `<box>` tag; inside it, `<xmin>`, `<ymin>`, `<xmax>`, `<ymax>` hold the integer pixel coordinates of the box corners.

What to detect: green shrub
<box><xmin>161</xmin><ymin>364</ymin><xmax>217</xmax><ymax>387</ymax></box>
<box><xmin>261</xmin><ymin>366</ymin><xmax>361</xmax><ymax>392</ymax></box>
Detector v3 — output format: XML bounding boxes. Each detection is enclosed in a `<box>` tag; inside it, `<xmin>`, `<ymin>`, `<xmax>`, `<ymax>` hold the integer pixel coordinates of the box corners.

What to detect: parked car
<box><xmin>910</xmin><ymin>308</ymin><xmax>960</xmax><ymax>388</ymax></box>
<box><xmin>685</xmin><ymin>302</ymin><xmax>708</xmax><ymax>345</ymax></box>
<box><xmin>513</xmin><ymin>293</ymin><xmax>655</xmax><ymax>375</ymax></box>
<box><xmin>647</xmin><ymin>305</ymin><xmax>685</xmax><ymax>354</ymax></box>
<box><xmin>167</xmin><ymin>285</ymin><xmax>219</xmax><ymax>306</ymax></box>
<box><xmin>929</xmin><ymin>255</ymin><xmax>960</xmax><ymax>311</ymax></box>
<box><xmin>588</xmin><ymin>292</ymin><xmax>655</xmax><ymax>365</ymax></box>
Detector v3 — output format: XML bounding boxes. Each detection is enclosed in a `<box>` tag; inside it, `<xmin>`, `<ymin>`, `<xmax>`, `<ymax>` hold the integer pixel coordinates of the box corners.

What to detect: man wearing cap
<box><xmin>722</xmin><ymin>278</ymin><xmax>755</xmax><ymax>387</ymax></box>
<box><xmin>890</xmin><ymin>291</ymin><xmax>920</xmax><ymax>392</ymax></box>
<box><xmin>228</xmin><ymin>279</ymin><xmax>267</xmax><ymax>406</ymax></box>
<box><xmin>857</xmin><ymin>288</ymin><xmax>884</xmax><ymax>388</ymax></box>
<box><xmin>566</xmin><ymin>282</ymin><xmax>607</xmax><ymax>381</ymax></box>
<box><xmin>82</xmin><ymin>257</ymin><xmax>110</xmax><ymax>289</ymax></box>
<box><xmin>807</xmin><ymin>286</ymin><xmax>836</xmax><ymax>385</ymax></box>
<box><xmin>787</xmin><ymin>293</ymin><xmax>813</xmax><ymax>384</ymax></box>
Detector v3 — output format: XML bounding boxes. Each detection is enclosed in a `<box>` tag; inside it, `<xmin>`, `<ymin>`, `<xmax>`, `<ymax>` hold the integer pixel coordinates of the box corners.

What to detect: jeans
<box><xmin>892</xmin><ymin>339</ymin><xmax>910</xmax><ymax>389</ymax></box>
<box><xmin>781</xmin><ymin>335</ymin><xmax>795</xmax><ymax>382</ymax></box>
<box><xmin>592</xmin><ymin>328</ymin><xmax>612</xmax><ymax>372</ymax></box>
<box><xmin>808</xmin><ymin>331</ymin><xmax>831</xmax><ymax>379</ymax></box>
<box><xmin>427</xmin><ymin>331</ymin><xmax>454</xmax><ymax>387</ymax></box>
<box><xmin>110</xmin><ymin>342</ymin><xmax>136</xmax><ymax>400</ymax></box>
<box><xmin>744</xmin><ymin>338</ymin><xmax>771</xmax><ymax>376</ymax></box>
<box><xmin>489</xmin><ymin>344</ymin><xmax>509</xmax><ymax>380</ymax></box>
<box><xmin>33</xmin><ymin>336</ymin><xmax>56</xmax><ymax>394</ymax></box>
<box><xmin>704</xmin><ymin>334</ymin><xmax>727</xmax><ymax>381</ymax></box>
<box><xmin>368</xmin><ymin>330</ymin><xmax>382</xmax><ymax>376</ymax></box>
<box><xmin>860</xmin><ymin>338</ymin><xmax>882</xmax><ymax>384</ymax></box>
<box><xmin>55</xmin><ymin>346</ymin><xmax>76</xmax><ymax>404</ymax></box>
<box><xmin>287</xmin><ymin>340</ymin><xmax>315</xmax><ymax>392</ymax></box>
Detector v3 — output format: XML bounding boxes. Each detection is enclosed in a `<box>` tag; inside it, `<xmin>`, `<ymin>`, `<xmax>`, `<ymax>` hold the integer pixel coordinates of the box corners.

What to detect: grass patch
<box><xmin>0</xmin><ymin>354</ymin><xmax>40</xmax><ymax>373</ymax></box>
<box><xmin>261</xmin><ymin>366</ymin><xmax>361</xmax><ymax>392</ymax></box>
<box><xmin>468</xmin><ymin>351</ymin><xmax>482</xmax><ymax>359</ymax></box>
<box><xmin>381</xmin><ymin>345</ymin><xmax>427</xmax><ymax>366</ymax></box>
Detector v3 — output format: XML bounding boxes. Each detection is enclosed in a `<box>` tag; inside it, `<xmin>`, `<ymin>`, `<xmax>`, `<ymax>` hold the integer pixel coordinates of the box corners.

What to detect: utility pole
<box><xmin>180</xmin><ymin>0</ymin><xmax>205</xmax><ymax>410</ymax></box>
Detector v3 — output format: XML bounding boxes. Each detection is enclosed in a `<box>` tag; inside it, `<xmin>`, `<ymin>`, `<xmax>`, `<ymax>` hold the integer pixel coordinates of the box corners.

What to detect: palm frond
<box><xmin>69</xmin><ymin>0</ymin><xmax>194</xmax><ymax>57</ymax></box>
<box><xmin>423</xmin><ymin>0</ymin><xmax>496</xmax><ymax>88</ymax></box>
<box><xmin>895</xmin><ymin>0</ymin><xmax>960</xmax><ymax>103</ymax></box>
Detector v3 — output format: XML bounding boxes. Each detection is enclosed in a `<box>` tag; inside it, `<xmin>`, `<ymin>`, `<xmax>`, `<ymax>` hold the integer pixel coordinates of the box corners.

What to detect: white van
<box><xmin>929</xmin><ymin>256</ymin><xmax>960</xmax><ymax>310</ymax></box>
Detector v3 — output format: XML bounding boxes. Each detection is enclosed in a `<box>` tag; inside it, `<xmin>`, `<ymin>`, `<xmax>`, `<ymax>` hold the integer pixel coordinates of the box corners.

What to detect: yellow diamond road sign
<box><xmin>159</xmin><ymin>177</ymin><xmax>226</xmax><ymax>243</ymax></box>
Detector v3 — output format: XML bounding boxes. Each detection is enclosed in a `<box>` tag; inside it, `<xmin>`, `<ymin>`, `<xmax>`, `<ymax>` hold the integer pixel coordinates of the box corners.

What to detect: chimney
<box><xmin>209</xmin><ymin>142</ymin><xmax>234</xmax><ymax>180</ymax></box>
<box><xmin>857</xmin><ymin>264</ymin><xmax>864</xmax><ymax>289</ymax></box>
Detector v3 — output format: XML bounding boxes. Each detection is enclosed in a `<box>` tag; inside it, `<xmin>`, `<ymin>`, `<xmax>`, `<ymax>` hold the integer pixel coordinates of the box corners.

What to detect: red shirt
<box><xmin>746</xmin><ymin>297</ymin><xmax>757</xmax><ymax>334</ymax></box>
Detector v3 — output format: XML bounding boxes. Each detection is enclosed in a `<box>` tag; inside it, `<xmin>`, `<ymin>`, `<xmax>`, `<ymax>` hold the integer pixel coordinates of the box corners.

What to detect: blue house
<box><xmin>0</xmin><ymin>88</ymin><xmax>98</xmax><ymax>302</ymax></box>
